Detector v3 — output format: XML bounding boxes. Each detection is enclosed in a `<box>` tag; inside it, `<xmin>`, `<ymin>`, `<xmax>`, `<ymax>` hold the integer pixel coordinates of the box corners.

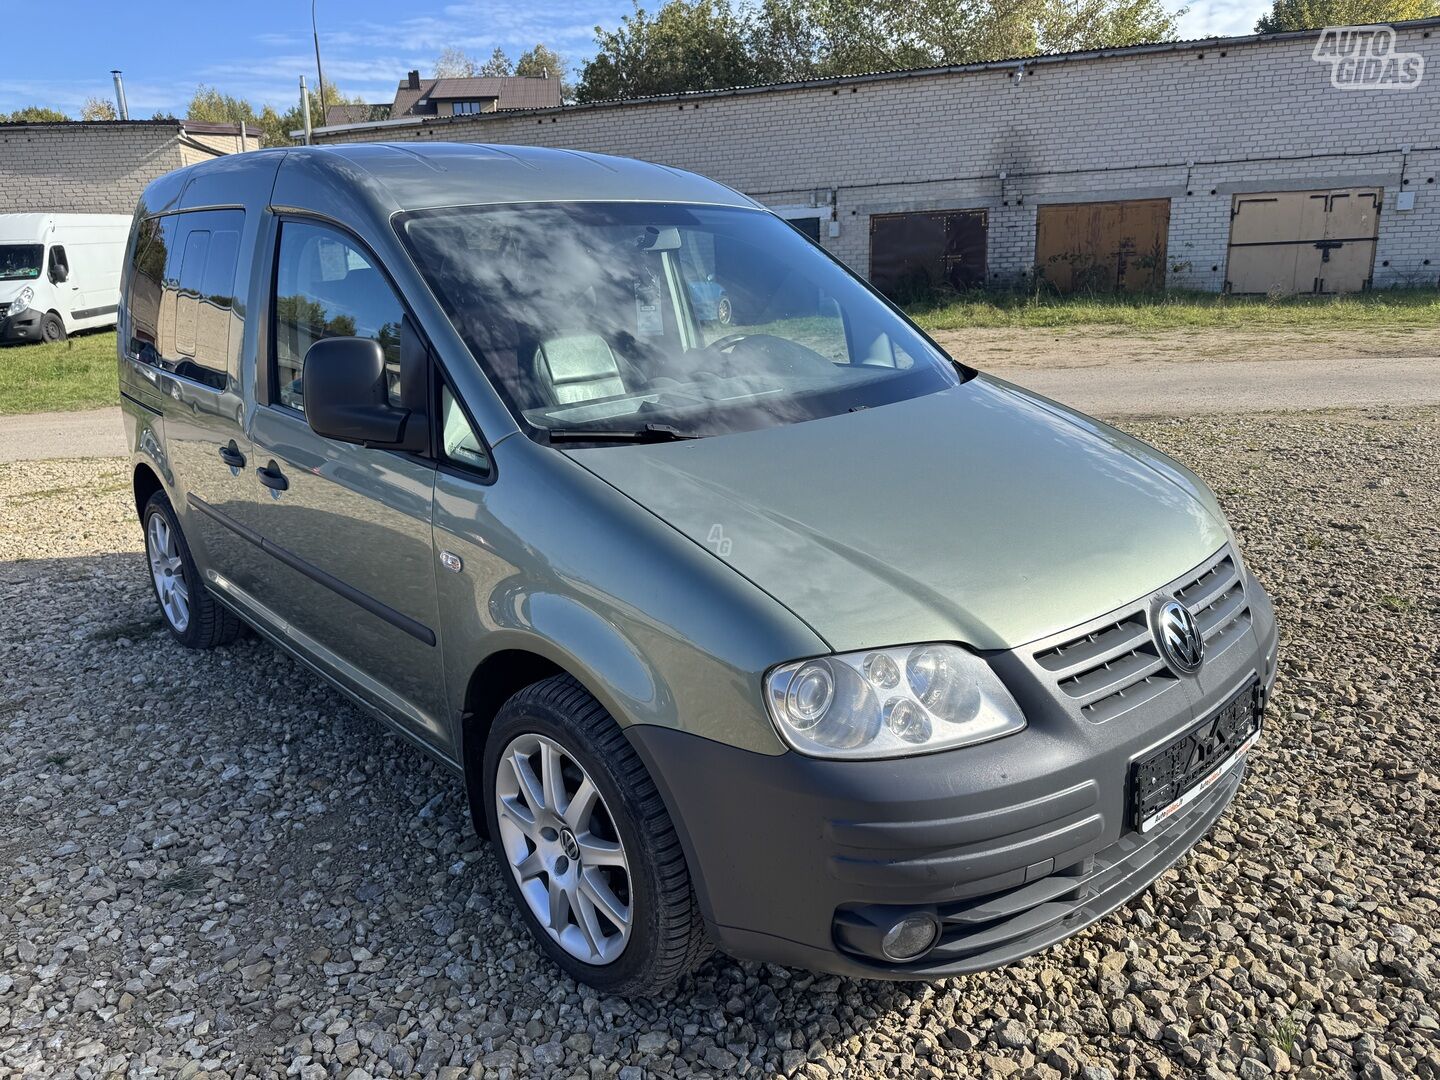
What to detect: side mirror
<box><xmin>302</xmin><ymin>337</ymin><xmax>425</xmax><ymax>452</ymax></box>
<box><xmin>51</xmin><ymin>262</ymin><xmax>68</xmax><ymax>284</ymax></box>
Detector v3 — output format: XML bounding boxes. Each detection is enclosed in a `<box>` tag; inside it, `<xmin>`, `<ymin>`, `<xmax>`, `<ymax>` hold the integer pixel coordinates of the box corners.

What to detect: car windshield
<box><xmin>0</xmin><ymin>244</ymin><xmax>43</xmax><ymax>281</ymax></box>
<box><xmin>399</xmin><ymin>202</ymin><xmax>963</xmax><ymax>441</ymax></box>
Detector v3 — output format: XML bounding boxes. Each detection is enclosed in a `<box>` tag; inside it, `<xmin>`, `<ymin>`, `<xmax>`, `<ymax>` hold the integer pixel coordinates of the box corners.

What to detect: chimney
<box><xmin>111</xmin><ymin>69</ymin><xmax>130</xmax><ymax>121</ymax></box>
<box><xmin>408</xmin><ymin>70</ymin><xmax>421</xmax><ymax>89</ymax></box>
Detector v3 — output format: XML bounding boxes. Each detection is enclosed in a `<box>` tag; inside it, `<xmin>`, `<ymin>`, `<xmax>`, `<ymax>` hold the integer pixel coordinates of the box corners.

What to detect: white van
<box><xmin>1</xmin><ymin>213</ymin><xmax>132</xmax><ymax>344</ymax></box>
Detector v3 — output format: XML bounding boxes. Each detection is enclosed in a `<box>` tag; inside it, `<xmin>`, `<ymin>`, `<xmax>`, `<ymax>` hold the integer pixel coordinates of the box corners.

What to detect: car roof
<box><xmin>162</xmin><ymin>142</ymin><xmax>759</xmax><ymax>218</ymax></box>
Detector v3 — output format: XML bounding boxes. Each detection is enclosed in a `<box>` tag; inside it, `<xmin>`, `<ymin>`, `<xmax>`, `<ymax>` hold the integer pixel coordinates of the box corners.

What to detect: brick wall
<box><xmin>0</xmin><ymin>123</ymin><xmax>257</xmax><ymax>216</ymax></box>
<box><xmin>313</xmin><ymin>24</ymin><xmax>1440</xmax><ymax>290</ymax></box>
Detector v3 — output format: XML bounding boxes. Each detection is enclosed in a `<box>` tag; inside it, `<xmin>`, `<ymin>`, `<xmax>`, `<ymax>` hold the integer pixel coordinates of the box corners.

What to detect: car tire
<box><xmin>484</xmin><ymin>674</ymin><xmax>711</xmax><ymax>995</ymax></box>
<box><xmin>142</xmin><ymin>490</ymin><xmax>242</xmax><ymax>649</ymax></box>
<box><xmin>715</xmin><ymin>295</ymin><xmax>733</xmax><ymax>326</ymax></box>
<box><xmin>40</xmin><ymin>312</ymin><xmax>66</xmax><ymax>343</ymax></box>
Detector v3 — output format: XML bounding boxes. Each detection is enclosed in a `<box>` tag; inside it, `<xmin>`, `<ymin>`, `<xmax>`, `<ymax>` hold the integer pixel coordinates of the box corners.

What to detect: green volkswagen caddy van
<box><xmin>118</xmin><ymin>143</ymin><xmax>1278</xmax><ymax>994</ymax></box>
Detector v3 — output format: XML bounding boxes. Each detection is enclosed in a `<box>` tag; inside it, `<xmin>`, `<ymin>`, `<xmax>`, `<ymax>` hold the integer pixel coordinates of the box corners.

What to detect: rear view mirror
<box><xmin>50</xmin><ymin>261</ymin><xmax>68</xmax><ymax>284</ymax></box>
<box><xmin>303</xmin><ymin>337</ymin><xmax>426</xmax><ymax>452</ymax></box>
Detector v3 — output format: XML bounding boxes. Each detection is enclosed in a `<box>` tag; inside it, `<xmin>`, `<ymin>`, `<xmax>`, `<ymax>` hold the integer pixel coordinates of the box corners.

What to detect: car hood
<box><xmin>566</xmin><ymin>375</ymin><xmax>1228</xmax><ymax>652</ymax></box>
<box><xmin>0</xmin><ymin>282</ymin><xmax>36</xmax><ymax>303</ymax></box>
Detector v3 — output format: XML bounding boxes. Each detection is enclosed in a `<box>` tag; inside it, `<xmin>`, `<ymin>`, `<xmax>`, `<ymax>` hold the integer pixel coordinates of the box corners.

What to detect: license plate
<box><xmin>1130</xmin><ymin>680</ymin><xmax>1261</xmax><ymax>833</ymax></box>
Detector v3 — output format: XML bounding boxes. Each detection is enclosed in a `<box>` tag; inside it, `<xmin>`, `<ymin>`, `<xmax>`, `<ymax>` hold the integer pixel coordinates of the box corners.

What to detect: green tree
<box><xmin>4</xmin><ymin>105</ymin><xmax>70</xmax><ymax>122</ymax></box>
<box><xmin>747</xmin><ymin>0</ymin><xmax>823</xmax><ymax>82</ymax></box>
<box><xmin>516</xmin><ymin>43</ymin><xmax>566</xmax><ymax>78</ymax></box>
<box><xmin>516</xmin><ymin>43</ymin><xmax>573</xmax><ymax>98</ymax></box>
<box><xmin>187</xmin><ymin>85</ymin><xmax>260</xmax><ymax>127</ymax></box>
<box><xmin>479</xmin><ymin>46</ymin><xmax>515</xmax><ymax>76</ymax></box>
<box><xmin>577</xmin><ymin>0</ymin><xmax>758</xmax><ymax>101</ymax></box>
<box><xmin>1255</xmin><ymin>0</ymin><xmax>1436</xmax><ymax>30</ymax></box>
<box><xmin>578</xmin><ymin>0</ymin><xmax>1186</xmax><ymax>99</ymax></box>
<box><xmin>80</xmin><ymin>96</ymin><xmax>119</xmax><ymax>121</ymax></box>
<box><xmin>187</xmin><ymin>84</ymin><xmax>365</xmax><ymax>148</ymax></box>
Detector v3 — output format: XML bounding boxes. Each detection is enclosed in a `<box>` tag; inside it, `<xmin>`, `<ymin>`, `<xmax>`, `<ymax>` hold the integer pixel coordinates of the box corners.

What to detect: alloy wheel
<box><xmin>494</xmin><ymin>733</ymin><xmax>633</xmax><ymax>965</ymax></box>
<box><xmin>146</xmin><ymin>513</ymin><xmax>191</xmax><ymax>633</ymax></box>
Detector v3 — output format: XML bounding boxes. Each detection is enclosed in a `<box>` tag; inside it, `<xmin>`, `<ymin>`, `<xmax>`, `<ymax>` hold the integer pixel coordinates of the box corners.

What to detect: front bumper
<box><xmin>628</xmin><ymin>558</ymin><xmax>1278</xmax><ymax>979</ymax></box>
<box><xmin>0</xmin><ymin>310</ymin><xmax>42</xmax><ymax>343</ymax></box>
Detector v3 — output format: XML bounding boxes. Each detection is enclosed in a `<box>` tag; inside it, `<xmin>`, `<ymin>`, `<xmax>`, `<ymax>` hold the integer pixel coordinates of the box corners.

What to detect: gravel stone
<box><xmin>3</xmin><ymin>405</ymin><xmax>1439</xmax><ymax>1077</ymax></box>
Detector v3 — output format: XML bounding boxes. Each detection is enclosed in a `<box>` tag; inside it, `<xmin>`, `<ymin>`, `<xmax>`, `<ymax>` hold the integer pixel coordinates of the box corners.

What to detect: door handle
<box><xmin>256</xmin><ymin>462</ymin><xmax>289</xmax><ymax>492</ymax></box>
<box><xmin>219</xmin><ymin>442</ymin><xmax>246</xmax><ymax>469</ymax></box>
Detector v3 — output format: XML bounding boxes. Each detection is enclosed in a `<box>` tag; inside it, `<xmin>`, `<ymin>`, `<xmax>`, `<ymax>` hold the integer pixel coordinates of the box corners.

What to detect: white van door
<box><xmin>50</xmin><ymin>217</ymin><xmax>129</xmax><ymax>332</ymax></box>
<box><xmin>45</xmin><ymin>245</ymin><xmax>83</xmax><ymax>328</ymax></box>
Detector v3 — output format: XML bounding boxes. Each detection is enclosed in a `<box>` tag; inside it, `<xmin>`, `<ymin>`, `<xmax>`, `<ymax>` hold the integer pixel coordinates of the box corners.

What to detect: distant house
<box><xmin>323</xmin><ymin>71</ymin><xmax>562</xmax><ymax>128</ymax></box>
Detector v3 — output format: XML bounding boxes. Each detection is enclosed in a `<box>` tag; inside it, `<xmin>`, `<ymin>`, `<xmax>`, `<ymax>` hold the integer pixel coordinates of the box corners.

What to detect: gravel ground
<box><xmin>2</xmin><ymin>407</ymin><xmax>1438</xmax><ymax>1080</ymax></box>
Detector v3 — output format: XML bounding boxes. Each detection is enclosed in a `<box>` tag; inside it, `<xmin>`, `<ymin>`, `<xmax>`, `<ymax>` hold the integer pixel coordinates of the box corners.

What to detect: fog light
<box><xmin>880</xmin><ymin>914</ymin><xmax>940</xmax><ymax>961</ymax></box>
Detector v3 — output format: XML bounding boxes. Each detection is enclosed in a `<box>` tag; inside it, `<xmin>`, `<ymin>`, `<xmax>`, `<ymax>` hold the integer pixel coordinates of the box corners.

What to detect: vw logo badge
<box><xmin>1156</xmin><ymin>600</ymin><xmax>1204</xmax><ymax>674</ymax></box>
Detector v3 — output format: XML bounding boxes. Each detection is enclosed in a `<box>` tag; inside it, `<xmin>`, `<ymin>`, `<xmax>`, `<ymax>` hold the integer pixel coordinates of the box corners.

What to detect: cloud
<box><xmin>1176</xmin><ymin>0</ymin><xmax>1269</xmax><ymax>39</ymax></box>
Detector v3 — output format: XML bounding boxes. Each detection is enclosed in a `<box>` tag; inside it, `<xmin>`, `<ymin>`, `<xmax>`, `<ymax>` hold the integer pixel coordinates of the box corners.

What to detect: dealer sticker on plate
<box><xmin>1130</xmin><ymin>681</ymin><xmax>1262</xmax><ymax>833</ymax></box>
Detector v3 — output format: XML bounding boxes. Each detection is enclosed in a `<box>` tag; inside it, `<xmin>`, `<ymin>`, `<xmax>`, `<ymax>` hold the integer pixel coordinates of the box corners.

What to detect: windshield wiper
<box><xmin>544</xmin><ymin>422</ymin><xmax>702</xmax><ymax>444</ymax></box>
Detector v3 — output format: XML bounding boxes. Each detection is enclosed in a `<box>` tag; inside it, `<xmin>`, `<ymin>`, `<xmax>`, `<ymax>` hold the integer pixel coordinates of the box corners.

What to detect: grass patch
<box><xmin>0</xmin><ymin>331</ymin><xmax>117</xmax><ymax>415</ymax></box>
<box><xmin>1260</xmin><ymin>1010</ymin><xmax>1304</xmax><ymax>1058</ymax></box>
<box><xmin>906</xmin><ymin>287</ymin><xmax>1440</xmax><ymax>333</ymax></box>
<box><xmin>157</xmin><ymin>867</ymin><xmax>209</xmax><ymax>895</ymax></box>
<box><xmin>1379</xmin><ymin>595</ymin><xmax>1415</xmax><ymax>613</ymax></box>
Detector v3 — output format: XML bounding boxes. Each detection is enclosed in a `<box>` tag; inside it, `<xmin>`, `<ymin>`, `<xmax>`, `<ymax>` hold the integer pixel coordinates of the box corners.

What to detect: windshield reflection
<box><xmin>399</xmin><ymin>202</ymin><xmax>961</xmax><ymax>442</ymax></box>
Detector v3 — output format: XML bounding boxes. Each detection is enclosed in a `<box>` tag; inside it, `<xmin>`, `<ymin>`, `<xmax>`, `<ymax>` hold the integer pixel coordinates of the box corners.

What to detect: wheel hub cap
<box><xmin>494</xmin><ymin>733</ymin><xmax>633</xmax><ymax>966</ymax></box>
<box><xmin>146</xmin><ymin>514</ymin><xmax>190</xmax><ymax>633</ymax></box>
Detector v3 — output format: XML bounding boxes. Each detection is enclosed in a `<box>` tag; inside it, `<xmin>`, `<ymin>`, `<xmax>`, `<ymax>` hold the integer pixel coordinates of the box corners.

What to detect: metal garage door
<box><xmin>1035</xmin><ymin>199</ymin><xmax>1170</xmax><ymax>293</ymax></box>
<box><xmin>869</xmin><ymin>210</ymin><xmax>987</xmax><ymax>302</ymax></box>
<box><xmin>1226</xmin><ymin>189</ymin><xmax>1381</xmax><ymax>294</ymax></box>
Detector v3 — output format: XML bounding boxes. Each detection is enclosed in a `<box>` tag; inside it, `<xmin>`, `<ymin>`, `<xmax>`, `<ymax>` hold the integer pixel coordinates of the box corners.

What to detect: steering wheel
<box><xmin>691</xmin><ymin>333</ymin><xmax>838</xmax><ymax>381</ymax></box>
<box><xmin>698</xmin><ymin>332</ymin><xmax>750</xmax><ymax>354</ymax></box>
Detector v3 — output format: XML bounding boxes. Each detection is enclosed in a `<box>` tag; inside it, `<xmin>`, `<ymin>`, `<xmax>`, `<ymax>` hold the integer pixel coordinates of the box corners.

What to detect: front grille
<box><xmin>0</xmin><ymin>303</ymin><xmax>9</xmax><ymax>317</ymax></box>
<box><xmin>1033</xmin><ymin>547</ymin><xmax>1250</xmax><ymax>724</ymax></box>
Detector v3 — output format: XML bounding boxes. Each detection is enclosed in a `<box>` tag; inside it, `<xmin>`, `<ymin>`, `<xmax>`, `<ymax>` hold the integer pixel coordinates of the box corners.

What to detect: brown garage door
<box><xmin>869</xmin><ymin>210</ymin><xmax>987</xmax><ymax>302</ymax></box>
<box><xmin>1035</xmin><ymin>199</ymin><xmax>1170</xmax><ymax>293</ymax></box>
<box><xmin>1226</xmin><ymin>189</ymin><xmax>1381</xmax><ymax>295</ymax></box>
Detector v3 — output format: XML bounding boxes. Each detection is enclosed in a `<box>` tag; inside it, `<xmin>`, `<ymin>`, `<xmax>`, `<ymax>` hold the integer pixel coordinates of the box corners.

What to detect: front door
<box><xmin>248</xmin><ymin>219</ymin><xmax>449</xmax><ymax>753</ymax></box>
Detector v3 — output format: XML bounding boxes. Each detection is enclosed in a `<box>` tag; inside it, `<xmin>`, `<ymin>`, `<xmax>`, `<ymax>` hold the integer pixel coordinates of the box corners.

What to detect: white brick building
<box><xmin>310</xmin><ymin>20</ymin><xmax>1440</xmax><ymax>295</ymax></box>
<box><xmin>0</xmin><ymin>121</ymin><xmax>258</xmax><ymax>217</ymax></box>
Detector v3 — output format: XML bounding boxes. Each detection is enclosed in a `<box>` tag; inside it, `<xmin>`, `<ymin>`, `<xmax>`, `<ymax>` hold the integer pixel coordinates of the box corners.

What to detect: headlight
<box><xmin>765</xmin><ymin>643</ymin><xmax>1025</xmax><ymax>759</ymax></box>
<box><xmin>9</xmin><ymin>287</ymin><xmax>33</xmax><ymax>316</ymax></box>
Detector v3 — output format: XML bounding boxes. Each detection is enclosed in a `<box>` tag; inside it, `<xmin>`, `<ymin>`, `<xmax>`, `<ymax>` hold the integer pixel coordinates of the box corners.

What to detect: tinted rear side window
<box><xmin>127</xmin><ymin>209</ymin><xmax>245</xmax><ymax>390</ymax></box>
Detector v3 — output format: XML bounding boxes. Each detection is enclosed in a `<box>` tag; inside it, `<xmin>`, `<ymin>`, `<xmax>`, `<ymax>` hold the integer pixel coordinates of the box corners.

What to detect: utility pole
<box><xmin>311</xmin><ymin>0</ymin><xmax>328</xmax><ymax>124</ymax></box>
<box><xmin>300</xmin><ymin>76</ymin><xmax>312</xmax><ymax>145</ymax></box>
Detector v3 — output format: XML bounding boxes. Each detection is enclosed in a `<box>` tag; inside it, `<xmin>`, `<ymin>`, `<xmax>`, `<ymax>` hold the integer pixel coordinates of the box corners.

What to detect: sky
<box><xmin>8</xmin><ymin>0</ymin><xmax>1269</xmax><ymax>118</ymax></box>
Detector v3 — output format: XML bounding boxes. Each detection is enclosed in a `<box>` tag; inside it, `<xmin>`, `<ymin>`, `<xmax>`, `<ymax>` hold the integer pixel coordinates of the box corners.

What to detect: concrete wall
<box><xmin>313</xmin><ymin>24</ymin><xmax>1440</xmax><ymax>290</ymax></box>
<box><xmin>0</xmin><ymin>123</ymin><xmax>259</xmax><ymax>215</ymax></box>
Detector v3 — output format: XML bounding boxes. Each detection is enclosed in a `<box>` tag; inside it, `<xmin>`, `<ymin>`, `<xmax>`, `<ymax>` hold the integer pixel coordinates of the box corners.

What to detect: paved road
<box><xmin>0</xmin><ymin>406</ymin><xmax>124</xmax><ymax>462</ymax></box>
<box><xmin>1</xmin><ymin>354</ymin><xmax>1436</xmax><ymax>462</ymax></box>
<box><xmin>985</xmin><ymin>354</ymin><xmax>1440</xmax><ymax>417</ymax></box>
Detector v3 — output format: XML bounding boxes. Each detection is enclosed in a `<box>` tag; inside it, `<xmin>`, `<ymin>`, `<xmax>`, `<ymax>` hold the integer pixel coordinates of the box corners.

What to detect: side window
<box><xmin>273</xmin><ymin>221</ymin><xmax>404</xmax><ymax>412</ymax></box>
<box><xmin>47</xmin><ymin>245</ymin><xmax>69</xmax><ymax>283</ymax></box>
<box><xmin>440</xmin><ymin>386</ymin><xmax>490</xmax><ymax>474</ymax></box>
<box><xmin>127</xmin><ymin>216</ymin><xmax>175</xmax><ymax>367</ymax></box>
<box><xmin>127</xmin><ymin>210</ymin><xmax>244</xmax><ymax>389</ymax></box>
